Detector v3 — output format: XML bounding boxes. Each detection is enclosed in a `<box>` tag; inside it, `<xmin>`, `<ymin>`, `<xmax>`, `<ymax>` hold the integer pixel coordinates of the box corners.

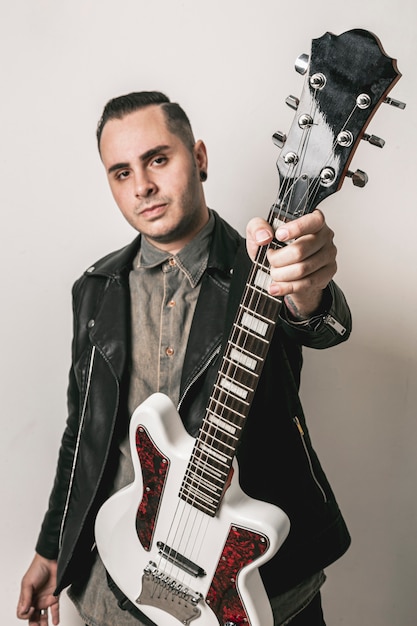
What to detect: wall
<box><xmin>1</xmin><ymin>1</ymin><xmax>415</xmax><ymax>624</ymax></box>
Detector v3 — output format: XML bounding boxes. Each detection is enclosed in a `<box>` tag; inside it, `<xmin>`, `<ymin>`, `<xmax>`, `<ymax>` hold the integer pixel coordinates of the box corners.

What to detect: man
<box><xmin>17</xmin><ymin>91</ymin><xmax>351</xmax><ymax>626</ymax></box>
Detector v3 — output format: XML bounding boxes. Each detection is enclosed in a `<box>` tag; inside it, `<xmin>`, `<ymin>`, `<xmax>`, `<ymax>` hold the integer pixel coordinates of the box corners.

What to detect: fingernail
<box><xmin>255</xmin><ymin>229</ymin><xmax>271</xmax><ymax>244</ymax></box>
<box><xmin>276</xmin><ymin>227</ymin><xmax>289</xmax><ymax>241</ymax></box>
<box><xmin>270</xmin><ymin>284</ymin><xmax>281</xmax><ymax>296</ymax></box>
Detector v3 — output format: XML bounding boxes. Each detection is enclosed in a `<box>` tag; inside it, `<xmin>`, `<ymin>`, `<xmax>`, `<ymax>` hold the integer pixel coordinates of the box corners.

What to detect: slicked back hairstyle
<box><xmin>96</xmin><ymin>91</ymin><xmax>196</xmax><ymax>153</ymax></box>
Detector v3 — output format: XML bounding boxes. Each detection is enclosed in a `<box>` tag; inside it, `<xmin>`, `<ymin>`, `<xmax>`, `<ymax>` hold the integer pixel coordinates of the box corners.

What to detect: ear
<box><xmin>193</xmin><ymin>139</ymin><xmax>208</xmax><ymax>175</ymax></box>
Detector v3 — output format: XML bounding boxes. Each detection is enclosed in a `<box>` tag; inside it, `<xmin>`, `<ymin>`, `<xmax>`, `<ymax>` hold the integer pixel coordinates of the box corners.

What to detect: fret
<box><xmin>181</xmin><ymin>496</ymin><xmax>217</xmax><ymax>517</ymax></box>
<box><xmin>228</xmin><ymin>347</ymin><xmax>258</xmax><ymax>371</ymax></box>
<box><xmin>181</xmin><ymin>486</ymin><xmax>216</xmax><ymax>509</ymax></box>
<box><xmin>253</xmin><ymin>268</ymin><xmax>272</xmax><ymax>292</ymax></box>
<box><xmin>240</xmin><ymin>311</ymin><xmax>269</xmax><ymax>337</ymax></box>
<box><xmin>197</xmin><ymin>441</ymin><xmax>231</xmax><ymax>466</ymax></box>
<box><xmin>232</xmin><ymin>322</ymin><xmax>269</xmax><ymax>345</ymax></box>
<box><xmin>203</xmin><ymin>426</ymin><xmax>238</xmax><ymax>446</ymax></box>
<box><xmin>210</xmin><ymin>386</ymin><xmax>250</xmax><ymax>412</ymax></box>
<box><xmin>222</xmin><ymin>355</ymin><xmax>259</xmax><ymax>381</ymax></box>
<box><xmin>218</xmin><ymin>377</ymin><xmax>250</xmax><ymax>401</ymax></box>
<box><xmin>199</xmin><ymin>431</ymin><xmax>236</xmax><ymax>453</ymax></box>
<box><xmin>240</xmin><ymin>304</ymin><xmax>275</xmax><ymax>326</ymax></box>
<box><xmin>207</xmin><ymin>411</ymin><xmax>239</xmax><ymax>436</ymax></box>
<box><xmin>182</xmin><ymin>474</ymin><xmax>221</xmax><ymax>496</ymax></box>
<box><xmin>241</xmin><ymin>290</ymin><xmax>280</xmax><ymax>320</ymax></box>
<box><xmin>218</xmin><ymin>362</ymin><xmax>258</xmax><ymax>391</ymax></box>
<box><xmin>207</xmin><ymin>399</ymin><xmax>246</xmax><ymax>423</ymax></box>
<box><xmin>229</xmin><ymin>327</ymin><xmax>271</xmax><ymax>359</ymax></box>
<box><xmin>248</xmin><ymin>282</ymin><xmax>282</xmax><ymax>303</ymax></box>
<box><xmin>187</xmin><ymin>460</ymin><xmax>228</xmax><ymax>483</ymax></box>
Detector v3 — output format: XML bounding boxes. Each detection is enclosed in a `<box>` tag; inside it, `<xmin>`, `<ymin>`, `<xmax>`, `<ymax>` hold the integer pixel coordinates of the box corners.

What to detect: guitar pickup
<box><xmin>157</xmin><ymin>542</ymin><xmax>206</xmax><ymax>578</ymax></box>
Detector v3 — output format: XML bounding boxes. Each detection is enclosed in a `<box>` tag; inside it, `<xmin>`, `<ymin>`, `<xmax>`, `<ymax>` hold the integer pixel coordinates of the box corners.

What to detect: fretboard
<box><xmin>179</xmin><ymin>232</ymin><xmax>283</xmax><ymax>516</ymax></box>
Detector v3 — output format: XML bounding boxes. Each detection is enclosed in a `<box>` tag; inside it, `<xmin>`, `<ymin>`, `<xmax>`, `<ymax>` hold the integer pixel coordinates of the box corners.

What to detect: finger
<box><xmin>17</xmin><ymin>585</ymin><xmax>35</xmax><ymax>620</ymax></box>
<box><xmin>269</xmin><ymin>262</ymin><xmax>336</xmax><ymax>297</ymax></box>
<box><xmin>28</xmin><ymin>611</ymin><xmax>42</xmax><ymax>626</ymax></box>
<box><xmin>17</xmin><ymin>605</ymin><xmax>34</xmax><ymax>622</ymax></box>
<box><xmin>26</xmin><ymin>608</ymin><xmax>48</xmax><ymax>626</ymax></box>
<box><xmin>246</xmin><ymin>217</ymin><xmax>274</xmax><ymax>261</ymax></box>
<box><xmin>51</xmin><ymin>601</ymin><xmax>60</xmax><ymax>626</ymax></box>
<box><xmin>275</xmin><ymin>209</ymin><xmax>326</xmax><ymax>242</ymax></box>
<box><xmin>268</xmin><ymin>239</ymin><xmax>336</xmax><ymax>281</ymax></box>
<box><xmin>40</xmin><ymin>608</ymin><xmax>48</xmax><ymax>621</ymax></box>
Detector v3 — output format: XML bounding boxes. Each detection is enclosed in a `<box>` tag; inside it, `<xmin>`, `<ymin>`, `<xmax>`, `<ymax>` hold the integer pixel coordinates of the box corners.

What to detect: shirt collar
<box><xmin>136</xmin><ymin>211</ymin><xmax>215</xmax><ymax>287</ymax></box>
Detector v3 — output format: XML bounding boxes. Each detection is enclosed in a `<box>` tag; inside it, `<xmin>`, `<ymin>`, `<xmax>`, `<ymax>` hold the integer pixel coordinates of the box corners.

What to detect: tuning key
<box><xmin>362</xmin><ymin>133</ymin><xmax>385</xmax><ymax>148</ymax></box>
<box><xmin>285</xmin><ymin>95</ymin><xmax>300</xmax><ymax>110</ymax></box>
<box><xmin>384</xmin><ymin>96</ymin><xmax>406</xmax><ymax>110</ymax></box>
<box><xmin>346</xmin><ymin>169</ymin><xmax>368</xmax><ymax>188</ymax></box>
<box><xmin>295</xmin><ymin>53</ymin><xmax>309</xmax><ymax>75</ymax></box>
<box><xmin>272</xmin><ymin>131</ymin><xmax>287</xmax><ymax>148</ymax></box>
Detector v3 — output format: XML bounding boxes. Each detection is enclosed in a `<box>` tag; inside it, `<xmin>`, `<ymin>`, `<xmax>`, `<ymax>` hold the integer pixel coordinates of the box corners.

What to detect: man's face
<box><xmin>100</xmin><ymin>106</ymin><xmax>209</xmax><ymax>253</ymax></box>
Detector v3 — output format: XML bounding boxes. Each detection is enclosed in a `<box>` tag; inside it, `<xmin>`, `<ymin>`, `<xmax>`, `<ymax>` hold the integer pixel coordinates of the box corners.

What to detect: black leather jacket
<box><xmin>36</xmin><ymin>211</ymin><xmax>352</xmax><ymax>598</ymax></box>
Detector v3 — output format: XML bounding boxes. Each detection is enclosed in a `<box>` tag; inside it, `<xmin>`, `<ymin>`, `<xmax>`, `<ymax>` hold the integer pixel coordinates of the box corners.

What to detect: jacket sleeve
<box><xmin>34</xmin><ymin>280</ymin><xmax>87</xmax><ymax>559</ymax></box>
<box><xmin>279</xmin><ymin>280</ymin><xmax>352</xmax><ymax>349</ymax></box>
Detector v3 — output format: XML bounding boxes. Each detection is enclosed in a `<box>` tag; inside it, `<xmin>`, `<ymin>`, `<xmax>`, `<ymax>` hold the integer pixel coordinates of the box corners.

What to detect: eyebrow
<box><xmin>107</xmin><ymin>145</ymin><xmax>171</xmax><ymax>175</ymax></box>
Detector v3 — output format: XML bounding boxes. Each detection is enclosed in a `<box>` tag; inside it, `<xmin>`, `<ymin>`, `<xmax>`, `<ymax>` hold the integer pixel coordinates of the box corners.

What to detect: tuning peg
<box><xmin>295</xmin><ymin>53</ymin><xmax>309</xmax><ymax>75</ymax></box>
<box><xmin>384</xmin><ymin>96</ymin><xmax>406</xmax><ymax>110</ymax></box>
<box><xmin>362</xmin><ymin>133</ymin><xmax>385</xmax><ymax>148</ymax></box>
<box><xmin>285</xmin><ymin>95</ymin><xmax>300</xmax><ymax>110</ymax></box>
<box><xmin>272</xmin><ymin>131</ymin><xmax>287</xmax><ymax>148</ymax></box>
<box><xmin>346</xmin><ymin>169</ymin><xmax>368</xmax><ymax>188</ymax></box>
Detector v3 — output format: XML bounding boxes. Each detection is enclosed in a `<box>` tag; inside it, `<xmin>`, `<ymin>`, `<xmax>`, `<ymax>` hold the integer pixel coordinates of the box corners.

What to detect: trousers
<box><xmin>288</xmin><ymin>592</ymin><xmax>326</xmax><ymax>625</ymax></box>
<box><xmin>84</xmin><ymin>592</ymin><xmax>325</xmax><ymax>626</ymax></box>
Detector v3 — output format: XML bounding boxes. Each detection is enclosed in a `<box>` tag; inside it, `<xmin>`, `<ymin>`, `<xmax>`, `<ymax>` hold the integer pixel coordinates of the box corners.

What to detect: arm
<box><xmin>17</xmin><ymin>554</ymin><xmax>60</xmax><ymax>625</ymax></box>
<box><xmin>18</xmin><ymin>281</ymin><xmax>86</xmax><ymax>623</ymax></box>
<box><xmin>35</xmin><ymin>278</ymin><xmax>87</xmax><ymax>559</ymax></box>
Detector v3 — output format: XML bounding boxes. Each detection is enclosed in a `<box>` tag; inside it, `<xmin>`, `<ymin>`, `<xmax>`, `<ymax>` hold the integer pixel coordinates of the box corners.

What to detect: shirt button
<box><xmin>168</xmin><ymin>300</ymin><xmax>176</xmax><ymax>308</ymax></box>
<box><xmin>166</xmin><ymin>347</ymin><xmax>175</xmax><ymax>357</ymax></box>
<box><xmin>168</xmin><ymin>257</ymin><xmax>176</xmax><ymax>267</ymax></box>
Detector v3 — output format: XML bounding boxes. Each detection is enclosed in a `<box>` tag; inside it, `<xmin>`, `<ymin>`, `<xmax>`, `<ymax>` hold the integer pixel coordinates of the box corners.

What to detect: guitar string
<box><xmin>157</xmin><ymin>100</ymin><xmax>331</xmax><ymax>598</ymax></box>
<box><xmin>152</xmin><ymin>133</ymin><xmax>304</xmax><ymax>599</ymax></box>
<box><xmin>150</xmin><ymin>91</ymin><xmax>360</xmax><ymax>598</ymax></box>
<box><xmin>158</xmin><ymin>99</ymin><xmax>316</xmax><ymax>584</ymax></box>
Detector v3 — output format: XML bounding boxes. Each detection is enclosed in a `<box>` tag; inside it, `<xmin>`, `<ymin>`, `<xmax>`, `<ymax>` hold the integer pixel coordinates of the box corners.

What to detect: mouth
<box><xmin>138</xmin><ymin>202</ymin><xmax>168</xmax><ymax>219</ymax></box>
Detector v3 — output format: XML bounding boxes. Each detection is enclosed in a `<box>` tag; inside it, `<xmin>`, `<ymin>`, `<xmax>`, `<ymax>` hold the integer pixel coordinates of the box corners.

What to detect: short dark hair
<box><xmin>96</xmin><ymin>91</ymin><xmax>195</xmax><ymax>152</ymax></box>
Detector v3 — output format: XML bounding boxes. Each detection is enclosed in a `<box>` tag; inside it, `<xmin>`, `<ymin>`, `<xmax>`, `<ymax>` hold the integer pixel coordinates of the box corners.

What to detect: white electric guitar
<box><xmin>95</xmin><ymin>29</ymin><xmax>403</xmax><ymax>626</ymax></box>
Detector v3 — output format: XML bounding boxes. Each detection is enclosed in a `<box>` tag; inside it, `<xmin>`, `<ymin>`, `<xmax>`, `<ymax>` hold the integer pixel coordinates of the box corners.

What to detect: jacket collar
<box><xmin>84</xmin><ymin>210</ymin><xmax>242</xmax><ymax>283</ymax></box>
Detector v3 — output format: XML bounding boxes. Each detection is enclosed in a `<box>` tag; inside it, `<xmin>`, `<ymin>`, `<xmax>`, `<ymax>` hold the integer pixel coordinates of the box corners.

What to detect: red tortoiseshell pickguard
<box><xmin>135</xmin><ymin>426</ymin><xmax>168</xmax><ymax>550</ymax></box>
<box><xmin>206</xmin><ymin>525</ymin><xmax>268</xmax><ymax>625</ymax></box>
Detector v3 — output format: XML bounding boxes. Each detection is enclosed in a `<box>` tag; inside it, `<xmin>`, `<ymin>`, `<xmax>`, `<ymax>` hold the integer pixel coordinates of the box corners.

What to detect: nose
<box><xmin>134</xmin><ymin>171</ymin><xmax>157</xmax><ymax>199</ymax></box>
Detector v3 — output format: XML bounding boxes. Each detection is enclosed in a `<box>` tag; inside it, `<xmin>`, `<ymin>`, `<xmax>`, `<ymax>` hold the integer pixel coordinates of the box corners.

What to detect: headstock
<box><xmin>272</xmin><ymin>29</ymin><xmax>405</xmax><ymax>224</ymax></box>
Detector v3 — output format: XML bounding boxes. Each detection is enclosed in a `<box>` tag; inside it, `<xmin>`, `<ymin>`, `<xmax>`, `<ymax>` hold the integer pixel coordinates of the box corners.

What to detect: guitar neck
<box><xmin>179</xmin><ymin>218</ymin><xmax>284</xmax><ymax>516</ymax></box>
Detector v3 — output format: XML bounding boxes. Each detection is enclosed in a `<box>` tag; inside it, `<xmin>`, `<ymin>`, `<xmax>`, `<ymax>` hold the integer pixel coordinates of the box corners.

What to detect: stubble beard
<box><xmin>140</xmin><ymin>169</ymin><xmax>207</xmax><ymax>249</ymax></box>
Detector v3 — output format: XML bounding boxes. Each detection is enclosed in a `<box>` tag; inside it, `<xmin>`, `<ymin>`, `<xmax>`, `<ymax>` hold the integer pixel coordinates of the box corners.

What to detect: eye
<box><xmin>115</xmin><ymin>170</ymin><xmax>130</xmax><ymax>180</ymax></box>
<box><xmin>151</xmin><ymin>156</ymin><xmax>167</xmax><ymax>166</ymax></box>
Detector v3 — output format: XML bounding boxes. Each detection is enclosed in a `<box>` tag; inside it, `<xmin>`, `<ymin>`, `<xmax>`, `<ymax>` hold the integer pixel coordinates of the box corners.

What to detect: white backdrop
<box><xmin>2</xmin><ymin>1</ymin><xmax>416</xmax><ymax>624</ymax></box>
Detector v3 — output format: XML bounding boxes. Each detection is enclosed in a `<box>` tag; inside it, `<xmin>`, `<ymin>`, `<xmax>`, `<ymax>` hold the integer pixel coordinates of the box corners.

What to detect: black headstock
<box><xmin>272</xmin><ymin>29</ymin><xmax>404</xmax><ymax>223</ymax></box>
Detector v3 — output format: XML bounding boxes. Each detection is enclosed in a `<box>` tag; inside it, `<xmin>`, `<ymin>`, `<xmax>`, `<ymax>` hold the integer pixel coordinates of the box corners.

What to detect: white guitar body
<box><xmin>95</xmin><ymin>393</ymin><xmax>290</xmax><ymax>626</ymax></box>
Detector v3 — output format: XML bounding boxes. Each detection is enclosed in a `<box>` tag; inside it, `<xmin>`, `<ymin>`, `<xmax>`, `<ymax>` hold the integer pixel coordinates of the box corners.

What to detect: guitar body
<box><xmin>95</xmin><ymin>393</ymin><xmax>290</xmax><ymax>626</ymax></box>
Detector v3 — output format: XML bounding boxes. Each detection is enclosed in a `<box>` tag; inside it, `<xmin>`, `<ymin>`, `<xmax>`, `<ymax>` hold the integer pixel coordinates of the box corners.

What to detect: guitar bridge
<box><xmin>137</xmin><ymin>562</ymin><xmax>202</xmax><ymax>625</ymax></box>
